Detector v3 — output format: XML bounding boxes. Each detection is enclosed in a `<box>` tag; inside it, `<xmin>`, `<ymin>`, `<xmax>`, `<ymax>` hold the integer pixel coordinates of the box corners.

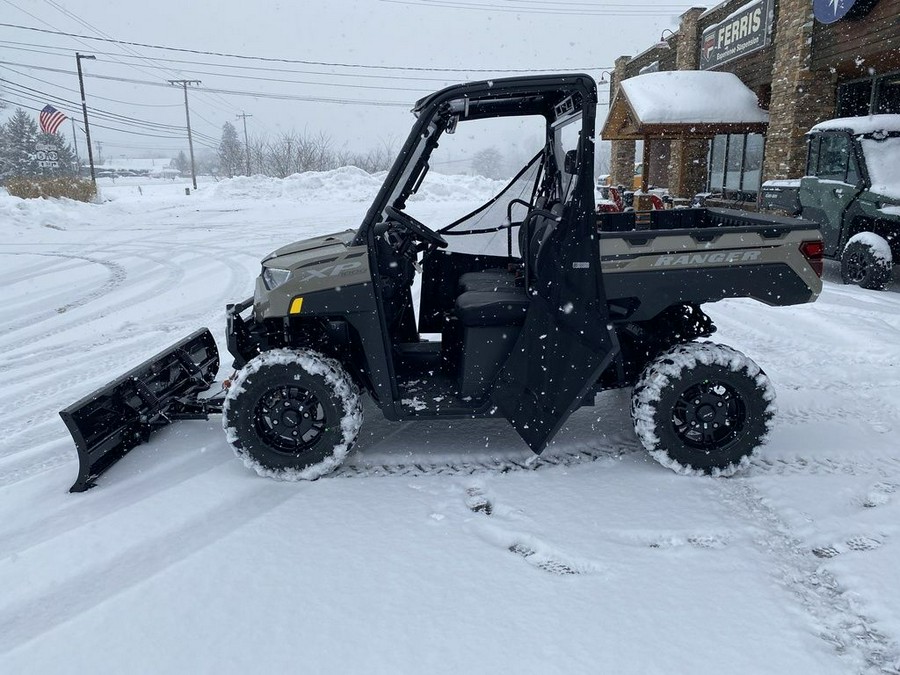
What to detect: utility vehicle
<box><xmin>760</xmin><ymin>114</ymin><xmax>900</xmax><ymax>289</ymax></box>
<box><xmin>60</xmin><ymin>74</ymin><xmax>824</xmax><ymax>492</ymax></box>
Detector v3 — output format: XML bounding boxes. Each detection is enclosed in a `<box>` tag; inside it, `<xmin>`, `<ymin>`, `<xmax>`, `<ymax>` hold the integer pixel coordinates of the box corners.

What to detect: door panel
<box><xmin>492</xmin><ymin>203</ymin><xmax>617</xmax><ymax>453</ymax></box>
<box><xmin>800</xmin><ymin>177</ymin><xmax>861</xmax><ymax>256</ymax></box>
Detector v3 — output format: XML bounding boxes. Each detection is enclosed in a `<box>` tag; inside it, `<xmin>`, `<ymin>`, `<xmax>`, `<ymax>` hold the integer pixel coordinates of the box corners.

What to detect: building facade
<box><xmin>608</xmin><ymin>0</ymin><xmax>900</xmax><ymax>200</ymax></box>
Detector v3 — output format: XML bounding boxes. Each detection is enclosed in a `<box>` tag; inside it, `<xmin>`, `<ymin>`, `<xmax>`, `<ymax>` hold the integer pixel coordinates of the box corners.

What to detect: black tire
<box><xmin>631</xmin><ymin>342</ymin><xmax>774</xmax><ymax>476</ymax></box>
<box><xmin>223</xmin><ymin>349</ymin><xmax>362</xmax><ymax>480</ymax></box>
<box><xmin>841</xmin><ymin>234</ymin><xmax>892</xmax><ymax>290</ymax></box>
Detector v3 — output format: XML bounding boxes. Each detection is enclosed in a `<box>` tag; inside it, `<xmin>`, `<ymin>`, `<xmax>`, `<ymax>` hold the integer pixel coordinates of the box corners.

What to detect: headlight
<box><xmin>262</xmin><ymin>267</ymin><xmax>291</xmax><ymax>290</ymax></box>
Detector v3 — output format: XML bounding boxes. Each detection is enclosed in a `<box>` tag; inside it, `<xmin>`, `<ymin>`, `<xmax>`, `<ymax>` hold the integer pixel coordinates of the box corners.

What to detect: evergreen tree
<box><xmin>1</xmin><ymin>108</ymin><xmax>41</xmax><ymax>178</ymax></box>
<box><xmin>218</xmin><ymin>122</ymin><xmax>243</xmax><ymax>177</ymax></box>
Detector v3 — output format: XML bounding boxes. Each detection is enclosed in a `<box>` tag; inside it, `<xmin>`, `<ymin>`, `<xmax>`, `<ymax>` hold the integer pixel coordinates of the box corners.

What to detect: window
<box><xmin>875</xmin><ymin>73</ymin><xmax>900</xmax><ymax>114</ymax></box>
<box><xmin>846</xmin><ymin>151</ymin><xmax>860</xmax><ymax>186</ymax></box>
<box><xmin>806</xmin><ymin>136</ymin><xmax>820</xmax><ymax>176</ymax></box>
<box><xmin>706</xmin><ymin>133</ymin><xmax>764</xmax><ymax>195</ymax></box>
<box><xmin>837</xmin><ymin>80</ymin><xmax>873</xmax><ymax>117</ymax></box>
<box><xmin>743</xmin><ymin>134</ymin><xmax>764</xmax><ymax>192</ymax></box>
<box><xmin>709</xmin><ymin>134</ymin><xmax>726</xmax><ymax>190</ymax></box>
<box><xmin>725</xmin><ymin>134</ymin><xmax>745</xmax><ymax>190</ymax></box>
<box><xmin>836</xmin><ymin>71</ymin><xmax>900</xmax><ymax>116</ymax></box>
<box><xmin>816</xmin><ymin>134</ymin><xmax>851</xmax><ymax>181</ymax></box>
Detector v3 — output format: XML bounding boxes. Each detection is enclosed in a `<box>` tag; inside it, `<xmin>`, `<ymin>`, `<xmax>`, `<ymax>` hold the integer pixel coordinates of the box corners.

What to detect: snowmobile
<box><xmin>60</xmin><ymin>73</ymin><xmax>824</xmax><ymax>492</ymax></box>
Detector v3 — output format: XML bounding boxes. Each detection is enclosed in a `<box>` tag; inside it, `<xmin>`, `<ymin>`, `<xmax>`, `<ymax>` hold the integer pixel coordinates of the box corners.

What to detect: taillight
<box><xmin>800</xmin><ymin>240</ymin><xmax>825</xmax><ymax>277</ymax></box>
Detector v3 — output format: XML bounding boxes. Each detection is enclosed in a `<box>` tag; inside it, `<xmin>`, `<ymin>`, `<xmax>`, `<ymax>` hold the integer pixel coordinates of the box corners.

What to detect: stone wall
<box><xmin>762</xmin><ymin>0</ymin><xmax>837</xmax><ymax>180</ymax></box>
<box><xmin>609</xmin><ymin>56</ymin><xmax>636</xmax><ymax>187</ymax></box>
<box><xmin>667</xmin><ymin>7</ymin><xmax>709</xmax><ymax>197</ymax></box>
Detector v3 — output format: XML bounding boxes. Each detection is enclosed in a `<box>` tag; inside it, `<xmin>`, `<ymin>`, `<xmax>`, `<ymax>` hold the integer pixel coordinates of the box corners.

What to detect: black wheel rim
<box><xmin>254</xmin><ymin>385</ymin><xmax>327</xmax><ymax>455</ymax></box>
<box><xmin>845</xmin><ymin>248</ymin><xmax>869</xmax><ymax>283</ymax></box>
<box><xmin>671</xmin><ymin>379</ymin><xmax>747</xmax><ymax>451</ymax></box>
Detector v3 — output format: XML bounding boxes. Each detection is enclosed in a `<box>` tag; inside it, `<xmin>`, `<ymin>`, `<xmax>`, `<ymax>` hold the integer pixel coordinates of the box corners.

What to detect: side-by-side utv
<box><xmin>60</xmin><ymin>74</ymin><xmax>824</xmax><ymax>492</ymax></box>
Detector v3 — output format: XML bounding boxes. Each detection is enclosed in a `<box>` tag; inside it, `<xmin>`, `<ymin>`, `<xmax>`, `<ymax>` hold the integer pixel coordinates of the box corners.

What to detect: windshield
<box><xmin>403</xmin><ymin>114</ymin><xmax>546</xmax><ymax>257</ymax></box>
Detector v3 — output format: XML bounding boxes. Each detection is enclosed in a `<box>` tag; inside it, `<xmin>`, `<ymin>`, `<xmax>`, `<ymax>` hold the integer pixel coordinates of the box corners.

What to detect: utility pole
<box><xmin>168</xmin><ymin>79</ymin><xmax>201</xmax><ymax>190</ymax></box>
<box><xmin>236</xmin><ymin>111</ymin><xmax>252</xmax><ymax>175</ymax></box>
<box><xmin>70</xmin><ymin>117</ymin><xmax>81</xmax><ymax>175</ymax></box>
<box><xmin>75</xmin><ymin>52</ymin><xmax>97</xmax><ymax>185</ymax></box>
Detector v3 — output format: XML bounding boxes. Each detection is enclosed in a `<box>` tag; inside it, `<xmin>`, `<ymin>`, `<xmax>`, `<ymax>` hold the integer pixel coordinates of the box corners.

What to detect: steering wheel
<box><xmin>384</xmin><ymin>205</ymin><xmax>448</xmax><ymax>249</ymax></box>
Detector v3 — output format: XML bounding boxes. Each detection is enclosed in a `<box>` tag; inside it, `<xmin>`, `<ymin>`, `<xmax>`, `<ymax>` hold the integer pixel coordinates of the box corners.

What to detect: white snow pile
<box><xmin>407</xmin><ymin>172</ymin><xmax>507</xmax><ymax>203</ymax></box>
<box><xmin>205</xmin><ymin>166</ymin><xmax>506</xmax><ymax>204</ymax></box>
<box><xmin>0</xmin><ymin>190</ymin><xmax>97</xmax><ymax>233</ymax></box>
<box><xmin>206</xmin><ymin>166</ymin><xmax>383</xmax><ymax>203</ymax></box>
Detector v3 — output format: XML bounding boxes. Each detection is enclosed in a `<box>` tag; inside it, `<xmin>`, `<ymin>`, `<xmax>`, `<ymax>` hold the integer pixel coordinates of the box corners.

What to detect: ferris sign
<box><xmin>700</xmin><ymin>0</ymin><xmax>773</xmax><ymax>70</ymax></box>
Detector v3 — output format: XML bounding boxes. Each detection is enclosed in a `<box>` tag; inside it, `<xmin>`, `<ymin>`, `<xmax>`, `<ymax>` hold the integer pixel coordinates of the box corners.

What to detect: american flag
<box><xmin>39</xmin><ymin>104</ymin><xmax>67</xmax><ymax>135</ymax></box>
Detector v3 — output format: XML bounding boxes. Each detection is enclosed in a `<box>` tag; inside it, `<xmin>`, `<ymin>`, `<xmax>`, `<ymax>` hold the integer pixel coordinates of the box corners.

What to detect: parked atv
<box><xmin>760</xmin><ymin>115</ymin><xmax>899</xmax><ymax>290</ymax></box>
<box><xmin>60</xmin><ymin>74</ymin><xmax>824</xmax><ymax>492</ymax></box>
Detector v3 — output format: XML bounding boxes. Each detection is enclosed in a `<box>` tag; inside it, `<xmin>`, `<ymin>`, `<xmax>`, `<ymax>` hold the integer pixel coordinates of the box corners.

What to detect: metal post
<box><xmin>169</xmin><ymin>80</ymin><xmax>201</xmax><ymax>190</ymax></box>
<box><xmin>237</xmin><ymin>111</ymin><xmax>252</xmax><ymax>175</ymax></box>
<box><xmin>75</xmin><ymin>53</ymin><xmax>96</xmax><ymax>185</ymax></box>
<box><xmin>70</xmin><ymin>117</ymin><xmax>81</xmax><ymax>175</ymax></box>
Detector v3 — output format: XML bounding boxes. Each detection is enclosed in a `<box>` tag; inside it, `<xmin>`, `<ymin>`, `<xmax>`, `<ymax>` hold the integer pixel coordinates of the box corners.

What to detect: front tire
<box><xmin>223</xmin><ymin>349</ymin><xmax>362</xmax><ymax>481</ymax></box>
<box><xmin>841</xmin><ymin>233</ymin><xmax>892</xmax><ymax>290</ymax></box>
<box><xmin>631</xmin><ymin>342</ymin><xmax>774</xmax><ymax>476</ymax></box>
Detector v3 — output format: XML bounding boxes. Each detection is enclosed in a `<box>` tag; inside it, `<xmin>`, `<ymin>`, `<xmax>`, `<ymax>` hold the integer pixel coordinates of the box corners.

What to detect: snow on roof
<box><xmin>620</xmin><ymin>71</ymin><xmax>769</xmax><ymax>125</ymax></box>
<box><xmin>810</xmin><ymin>114</ymin><xmax>900</xmax><ymax>135</ymax></box>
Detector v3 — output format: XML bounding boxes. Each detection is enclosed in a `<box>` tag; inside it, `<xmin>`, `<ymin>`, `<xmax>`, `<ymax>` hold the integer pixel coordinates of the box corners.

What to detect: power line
<box><xmin>0</xmin><ymin>39</ymin><xmax>475</xmax><ymax>85</ymax></box>
<box><xmin>0</xmin><ymin>61</ymin><xmax>415</xmax><ymax>106</ymax></box>
<box><xmin>0</xmin><ymin>95</ymin><xmax>216</xmax><ymax>147</ymax></box>
<box><xmin>377</xmin><ymin>0</ymin><xmax>692</xmax><ymax>14</ymax></box>
<box><xmin>0</xmin><ymin>79</ymin><xmax>219</xmax><ymax>145</ymax></box>
<box><xmin>0</xmin><ymin>22</ymin><xmax>608</xmax><ymax>73</ymax></box>
<box><xmin>0</xmin><ymin>76</ymin><xmax>221</xmax><ymax>145</ymax></box>
<box><xmin>35</xmin><ymin>0</ymin><xmax>240</xmax><ymax>118</ymax></box>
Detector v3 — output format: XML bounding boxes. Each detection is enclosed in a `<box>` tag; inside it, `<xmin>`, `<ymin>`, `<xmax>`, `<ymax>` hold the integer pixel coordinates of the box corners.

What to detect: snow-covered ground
<box><xmin>1</xmin><ymin>172</ymin><xmax>899</xmax><ymax>674</ymax></box>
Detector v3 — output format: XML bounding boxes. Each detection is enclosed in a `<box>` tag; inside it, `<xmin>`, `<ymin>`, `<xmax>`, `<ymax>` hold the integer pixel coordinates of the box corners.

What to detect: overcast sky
<box><xmin>0</xmin><ymin>0</ymin><xmax>696</xmax><ymax>160</ymax></box>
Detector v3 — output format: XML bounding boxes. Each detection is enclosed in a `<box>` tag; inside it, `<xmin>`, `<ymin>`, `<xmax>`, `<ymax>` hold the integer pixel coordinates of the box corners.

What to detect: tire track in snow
<box><xmin>747</xmin><ymin>455</ymin><xmax>900</xmax><ymax>478</ymax></box>
<box><xmin>0</xmin><ymin>448</ymin><xmax>233</xmax><ymax>562</ymax></box>
<box><xmin>0</xmin><ymin>255</ymin><xmax>85</xmax><ymax>286</ymax></box>
<box><xmin>0</xmin><ymin>249</ymin><xmax>183</xmax><ymax>350</ymax></box>
<box><xmin>716</xmin><ymin>478</ymin><xmax>900</xmax><ymax>674</ymax></box>
<box><xmin>0</xmin><ymin>253</ymin><xmax>128</xmax><ymax>338</ymax></box>
<box><xmin>0</xmin><ymin>242</ymin><xmax>250</xmax><ymax>453</ymax></box>
<box><xmin>0</xmin><ymin>483</ymin><xmax>296</xmax><ymax>656</ymax></box>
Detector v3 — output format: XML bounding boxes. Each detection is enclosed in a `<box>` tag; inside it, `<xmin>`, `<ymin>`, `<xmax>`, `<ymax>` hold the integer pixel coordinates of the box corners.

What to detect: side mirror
<box><xmin>564</xmin><ymin>149</ymin><xmax>578</xmax><ymax>174</ymax></box>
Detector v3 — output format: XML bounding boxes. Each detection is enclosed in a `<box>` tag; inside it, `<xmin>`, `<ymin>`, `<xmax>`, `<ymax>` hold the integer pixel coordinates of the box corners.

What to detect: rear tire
<box><xmin>631</xmin><ymin>342</ymin><xmax>774</xmax><ymax>476</ymax></box>
<box><xmin>223</xmin><ymin>349</ymin><xmax>362</xmax><ymax>481</ymax></box>
<box><xmin>841</xmin><ymin>233</ymin><xmax>892</xmax><ymax>290</ymax></box>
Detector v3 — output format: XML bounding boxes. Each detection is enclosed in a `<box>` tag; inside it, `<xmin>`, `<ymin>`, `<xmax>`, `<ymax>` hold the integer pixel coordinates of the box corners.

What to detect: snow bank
<box><xmin>204</xmin><ymin>166</ymin><xmax>505</xmax><ymax>204</ymax></box>
<box><xmin>0</xmin><ymin>191</ymin><xmax>96</xmax><ymax>232</ymax></box>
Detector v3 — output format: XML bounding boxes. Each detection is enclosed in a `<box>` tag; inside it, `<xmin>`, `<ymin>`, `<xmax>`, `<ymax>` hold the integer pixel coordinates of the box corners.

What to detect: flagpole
<box><xmin>70</xmin><ymin>117</ymin><xmax>81</xmax><ymax>176</ymax></box>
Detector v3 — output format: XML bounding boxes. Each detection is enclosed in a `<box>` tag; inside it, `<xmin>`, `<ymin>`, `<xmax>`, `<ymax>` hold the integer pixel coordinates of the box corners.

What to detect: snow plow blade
<box><xmin>59</xmin><ymin>328</ymin><xmax>221</xmax><ymax>493</ymax></box>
